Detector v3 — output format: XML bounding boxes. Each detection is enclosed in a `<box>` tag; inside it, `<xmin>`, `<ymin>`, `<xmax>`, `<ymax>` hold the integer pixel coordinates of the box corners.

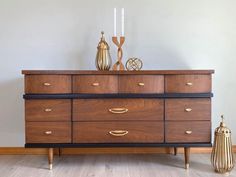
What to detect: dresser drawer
<box><xmin>73</xmin><ymin>99</ymin><xmax>163</xmax><ymax>121</ymax></box>
<box><xmin>25</xmin><ymin>99</ymin><xmax>71</xmax><ymax>122</ymax></box>
<box><xmin>166</xmin><ymin>121</ymin><xmax>211</xmax><ymax>143</ymax></box>
<box><xmin>119</xmin><ymin>75</ymin><xmax>164</xmax><ymax>93</ymax></box>
<box><xmin>165</xmin><ymin>98</ymin><xmax>211</xmax><ymax>121</ymax></box>
<box><xmin>26</xmin><ymin>122</ymin><xmax>71</xmax><ymax>143</ymax></box>
<box><xmin>25</xmin><ymin>75</ymin><xmax>71</xmax><ymax>94</ymax></box>
<box><xmin>73</xmin><ymin>121</ymin><xmax>164</xmax><ymax>143</ymax></box>
<box><xmin>165</xmin><ymin>75</ymin><xmax>211</xmax><ymax>93</ymax></box>
<box><xmin>73</xmin><ymin>75</ymin><xmax>118</xmax><ymax>93</ymax></box>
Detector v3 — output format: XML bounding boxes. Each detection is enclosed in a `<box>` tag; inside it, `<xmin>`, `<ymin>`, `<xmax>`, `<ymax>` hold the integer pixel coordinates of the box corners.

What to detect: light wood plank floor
<box><xmin>0</xmin><ymin>154</ymin><xmax>235</xmax><ymax>177</ymax></box>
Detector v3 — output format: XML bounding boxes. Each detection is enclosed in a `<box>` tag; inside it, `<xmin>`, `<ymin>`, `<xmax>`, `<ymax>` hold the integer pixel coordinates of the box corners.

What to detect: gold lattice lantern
<box><xmin>211</xmin><ymin>115</ymin><xmax>235</xmax><ymax>173</ymax></box>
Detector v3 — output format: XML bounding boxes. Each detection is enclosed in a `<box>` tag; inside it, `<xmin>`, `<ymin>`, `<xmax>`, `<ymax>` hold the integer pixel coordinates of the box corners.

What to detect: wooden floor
<box><xmin>0</xmin><ymin>154</ymin><xmax>235</xmax><ymax>177</ymax></box>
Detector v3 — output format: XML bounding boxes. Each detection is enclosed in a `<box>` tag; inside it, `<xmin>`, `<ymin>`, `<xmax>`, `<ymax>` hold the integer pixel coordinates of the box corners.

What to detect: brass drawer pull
<box><xmin>138</xmin><ymin>82</ymin><xmax>145</xmax><ymax>86</ymax></box>
<box><xmin>185</xmin><ymin>108</ymin><xmax>192</xmax><ymax>112</ymax></box>
<box><xmin>109</xmin><ymin>108</ymin><xmax>128</xmax><ymax>114</ymax></box>
<box><xmin>185</xmin><ymin>130</ymin><xmax>192</xmax><ymax>135</ymax></box>
<box><xmin>92</xmin><ymin>82</ymin><xmax>99</xmax><ymax>86</ymax></box>
<box><xmin>43</xmin><ymin>82</ymin><xmax>51</xmax><ymax>86</ymax></box>
<box><xmin>45</xmin><ymin>131</ymin><xmax>52</xmax><ymax>135</ymax></box>
<box><xmin>186</xmin><ymin>82</ymin><xmax>193</xmax><ymax>86</ymax></box>
<box><xmin>109</xmin><ymin>130</ymin><xmax>129</xmax><ymax>137</ymax></box>
<box><xmin>45</xmin><ymin>108</ymin><xmax>52</xmax><ymax>112</ymax></box>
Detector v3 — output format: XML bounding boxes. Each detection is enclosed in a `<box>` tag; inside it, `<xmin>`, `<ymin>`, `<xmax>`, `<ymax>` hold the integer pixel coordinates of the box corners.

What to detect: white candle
<box><xmin>121</xmin><ymin>8</ymin><xmax>124</xmax><ymax>36</ymax></box>
<box><xmin>114</xmin><ymin>8</ymin><xmax>117</xmax><ymax>36</ymax></box>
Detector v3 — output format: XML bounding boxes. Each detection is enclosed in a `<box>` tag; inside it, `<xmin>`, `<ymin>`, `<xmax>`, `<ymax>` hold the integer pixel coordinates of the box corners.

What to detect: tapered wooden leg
<box><xmin>48</xmin><ymin>148</ymin><xmax>53</xmax><ymax>170</ymax></box>
<box><xmin>184</xmin><ymin>147</ymin><xmax>190</xmax><ymax>169</ymax></box>
<box><xmin>174</xmin><ymin>147</ymin><xmax>177</xmax><ymax>155</ymax></box>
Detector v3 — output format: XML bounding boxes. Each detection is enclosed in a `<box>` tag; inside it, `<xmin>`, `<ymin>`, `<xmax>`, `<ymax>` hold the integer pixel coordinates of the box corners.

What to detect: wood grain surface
<box><xmin>119</xmin><ymin>75</ymin><xmax>164</xmax><ymax>93</ymax></box>
<box><xmin>73</xmin><ymin>121</ymin><xmax>164</xmax><ymax>143</ymax></box>
<box><xmin>165</xmin><ymin>98</ymin><xmax>211</xmax><ymax>121</ymax></box>
<box><xmin>25</xmin><ymin>75</ymin><xmax>71</xmax><ymax>94</ymax></box>
<box><xmin>165</xmin><ymin>75</ymin><xmax>211</xmax><ymax>93</ymax></box>
<box><xmin>25</xmin><ymin>99</ymin><xmax>71</xmax><ymax>122</ymax></box>
<box><xmin>73</xmin><ymin>75</ymin><xmax>118</xmax><ymax>93</ymax></box>
<box><xmin>165</xmin><ymin>121</ymin><xmax>211</xmax><ymax>143</ymax></box>
<box><xmin>26</xmin><ymin>122</ymin><xmax>71</xmax><ymax>143</ymax></box>
<box><xmin>22</xmin><ymin>70</ymin><xmax>215</xmax><ymax>75</ymax></box>
<box><xmin>73</xmin><ymin>99</ymin><xmax>164</xmax><ymax>121</ymax></box>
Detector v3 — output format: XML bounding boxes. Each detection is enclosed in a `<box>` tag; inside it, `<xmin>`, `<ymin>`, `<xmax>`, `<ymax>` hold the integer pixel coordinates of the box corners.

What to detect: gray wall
<box><xmin>0</xmin><ymin>0</ymin><xmax>235</xmax><ymax>146</ymax></box>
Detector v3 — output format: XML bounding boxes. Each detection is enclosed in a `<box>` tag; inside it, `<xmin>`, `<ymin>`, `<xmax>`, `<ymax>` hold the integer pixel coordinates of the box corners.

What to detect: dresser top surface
<box><xmin>22</xmin><ymin>70</ymin><xmax>214</xmax><ymax>75</ymax></box>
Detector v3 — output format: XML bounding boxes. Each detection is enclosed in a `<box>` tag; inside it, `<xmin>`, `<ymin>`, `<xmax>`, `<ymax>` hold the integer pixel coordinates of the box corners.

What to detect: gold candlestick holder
<box><xmin>112</xmin><ymin>36</ymin><xmax>125</xmax><ymax>70</ymax></box>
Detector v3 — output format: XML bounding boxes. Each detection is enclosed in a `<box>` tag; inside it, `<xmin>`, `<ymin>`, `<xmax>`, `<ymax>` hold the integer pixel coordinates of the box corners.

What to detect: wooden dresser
<box><xmin>22</xmin><ymin>70</ymin><xmax>214</xmax><ymax>170</ymax></box>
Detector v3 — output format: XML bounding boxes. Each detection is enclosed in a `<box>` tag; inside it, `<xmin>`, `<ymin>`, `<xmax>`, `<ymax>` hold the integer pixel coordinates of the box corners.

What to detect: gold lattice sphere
<box><xmin>126</xmin><ymin>58</ymin><xmax>143</xmax><ymax>71</ymax></box>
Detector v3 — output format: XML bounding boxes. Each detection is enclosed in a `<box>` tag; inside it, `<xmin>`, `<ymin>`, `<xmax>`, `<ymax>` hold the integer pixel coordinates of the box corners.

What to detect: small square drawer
<box><xmin>25</xmin><ymin>99</ymin><xmax>71</xmax><ymax>122</ymax></box>
<box><xmin>165</xmin><ymin>75</ymin><xmax>211</xmax><ymax>93</ymax></box>
<box><xmin>73</xmin><ymin>121</ymin><xmax>164</xmax><ymax>143</ymax></box>
<box><xmin>25</xmin><ymin>75</ymin><xmax>71</xmax><ymax>94</ymax></box>
<box><xmin>119</xmin><ymin>75</ymin><xmax>164</xmax><ymax>93</ymax></box>
<box><xmin>73</xmin><ymin>99</ymin><xmax>164</xmax><ymax>121</ymax></box>
<box><xmin>73</xmin><ymin>75</ymin><xmax>118</xmax><ymax>93</ymax></box>
<box><xmin>165</xmin><ymin>121</ymin><xmax>211</xmax><ymax>143</ymax></box>
<box><xmin>165</xmin><ymin>98</ymin><xmax>211</xmax><ymax>121</ymax></box>
<box><xmin>26</xmin><ymin>122</ymin><xmax>71</xmax><ymax>143</ymax></box>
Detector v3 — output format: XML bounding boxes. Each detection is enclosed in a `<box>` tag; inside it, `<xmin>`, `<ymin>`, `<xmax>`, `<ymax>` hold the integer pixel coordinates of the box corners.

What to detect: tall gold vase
<box><xmin>95</xmin><ymin>32</ymin><xmax>112</xmax><ymax>70</ymax></box>
<box><xmin>211</xmin><ymin>115</ymin><xmax>235</xmax><ymax>173</ymax></box>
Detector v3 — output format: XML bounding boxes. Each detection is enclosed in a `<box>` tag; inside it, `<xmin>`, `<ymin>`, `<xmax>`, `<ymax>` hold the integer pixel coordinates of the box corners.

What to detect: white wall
<box><xmin>0</xmin><ymin>0</ymin><xmax>236</xmax><ymax>146</ymax></box>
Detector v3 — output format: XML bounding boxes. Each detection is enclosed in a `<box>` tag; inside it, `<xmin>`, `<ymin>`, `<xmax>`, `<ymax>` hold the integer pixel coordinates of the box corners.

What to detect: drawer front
<box><xmin>165</xmin><ymin>98</ymin><xmax>211</xmax><ymax>121</ymax></box>
<box><xmin>26</xmin><ymin>122</ymin><xmax>71</xmax><ymax>143</ymax></box>
<box><xmin>73</xmin><ymin>99</ymin><xmax>164</xmax><ymax>121</ymax></box>
<box><xmin>25</xmin><ymin>99</ymin><xmax>71</xmax><ymax>122</ymax></box>
<box><xmin>73</xmin><ymin>75</ymin><xmax>118</xmax><ymax>93</ymax></box>
<box><xmin>119</xmin><ymin>75</ymin><xmax>164</xmax><ymax>93</ymax></box>
<box><xmin>165</xmin><ymin>75</ymin><xmax>211</xmax><ymax>93</ymax></box>
<box><xmin>25</xmin><ymin>75</ymin><xmax>71</xmax><ymax>94</ymax></box>
<box><xmin>73</xmin><ymin>121</ymin><xmax>164</xmax><ymax>143</ymax></box>
<box><xmin>166</xmin><ymin>121</ymin><xmax>211</xmax><ymax>143</ymax></box>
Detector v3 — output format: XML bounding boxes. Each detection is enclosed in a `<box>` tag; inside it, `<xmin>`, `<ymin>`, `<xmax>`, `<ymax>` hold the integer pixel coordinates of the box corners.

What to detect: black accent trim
<box><xmin>23</xmin><ymin>93</ymin><xmax>213</xmax><ymax>99</ymax></box>
<box><xmin>25</xmin><ymin>143</ymin><xmax>212</xmax><ymax>148</ymax></box>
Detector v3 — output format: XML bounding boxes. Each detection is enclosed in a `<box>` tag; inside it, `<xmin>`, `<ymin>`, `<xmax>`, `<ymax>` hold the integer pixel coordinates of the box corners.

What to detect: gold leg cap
<box><xmin>185</xmin><ymin>163</ymin><xmax>189</xmax><ymax>169</ymax></box>
<box><xmin>49</xmin><ymin>164</ymin><xmax>52</xmax><ymax>170</ymax></box>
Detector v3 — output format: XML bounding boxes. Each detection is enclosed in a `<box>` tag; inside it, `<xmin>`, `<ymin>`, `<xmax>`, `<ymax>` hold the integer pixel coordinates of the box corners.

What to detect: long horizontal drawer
<box><xmin>165</xmin><ymin>98</ymin><xmax>211</xmax><ymax>121</ymax></box>
<box><xmin>73</xmin><ymin>75</ymin><xmax>118</xmax><ymax>93</ymax></box>
<box><xmin>25</xmin><ymin>75</ymin><xmax>71</xmax><ymax>94</ymax></box>
<box><xmin>119</xmin><ymin>75</ymin><xmax>164</xmax><ymax>93</ymax></box>
<box><xmin>165</xmin><ymin>75</ymin><xmax>211</xmax><ymax>93</ymax></box>
<box><xmin>165</xmin><ymin>121</ymin><xmax>211</xmax><ymax>143</ymax></box>
<box><xmin>73</xmin><ymin>99</ymin><xmax>164</xmax><ymax>121</ymax></box>
<box><xmin>73</xmin><ymin>121</ymin><xmax>164</xmax><ymax>143</ymax></box>
<box><xmin>25</xmin><ymin>99</ymin><xmax>71</xmax><ymax>122</ymax></box>
<box><xmin>26</xmin><ymin>122</ymin><xmax>71</xmax><ymax>143</ymax></box>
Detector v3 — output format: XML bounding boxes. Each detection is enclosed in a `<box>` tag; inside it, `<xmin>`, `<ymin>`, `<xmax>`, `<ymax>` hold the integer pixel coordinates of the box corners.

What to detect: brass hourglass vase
<box><xmin>95</xmin><ymin>31</ymin><xmax>112</xmax><ymax>70</ymax></box>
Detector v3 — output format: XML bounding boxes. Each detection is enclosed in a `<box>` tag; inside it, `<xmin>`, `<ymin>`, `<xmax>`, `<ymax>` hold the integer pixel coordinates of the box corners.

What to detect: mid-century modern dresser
<box><xmin>22</xmin><ymin>70</ymin><xmax>214</xmax><ymax>170</ymax></box>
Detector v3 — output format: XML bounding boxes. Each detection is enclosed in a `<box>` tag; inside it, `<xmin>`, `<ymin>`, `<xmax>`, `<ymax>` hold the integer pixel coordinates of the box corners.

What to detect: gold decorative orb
<box><xmin>125</xmin><ymin>58</ymin><xmax>143</xmax><ymax>71</ymax></box>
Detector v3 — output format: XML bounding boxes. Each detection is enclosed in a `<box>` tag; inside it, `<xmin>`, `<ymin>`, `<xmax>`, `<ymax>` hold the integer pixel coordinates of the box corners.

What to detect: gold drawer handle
<box><xmin>185</xmin><ymin>108</ymin><xmax>192</xmax><ymax>112</ymax></box>
<box><xmin>185</xmin><ymin>130</ymin><xmax>192</xmax><ymax>135</ymax></box>
<box><xmin>92</xmin><ymin>82</ymin><xmax>99</xmax><ymax>86</ymax></box>
<box><xmin>45</xmin><ymin>108</ymin><xmax>52</xmax><ymax>112</ymax></box>
<box><xmin>186</xmin><ymin>82</ymin><xmax>193</xmax><ymax>86</ymax></box>
<box><xmin>109</xmin><ymin>108</ymin><xmax>128</xmax><ymax>114</ymax></box>
<box><xmin>43</xmin><ymin>82</ymin><xmax>51</xmax><ymax>86</ymax></box>
<box><xmin>109</xmin><ymin>130</ymin><xmax>129</xmax><ymax>137</ymax></box>
<box><xmin>138</xmin><ymin>82</ymin><xmax>145</xmax><ymax>86</ymax></box>
<box><xmin>45</xmin><ymin>131</ymin><xmax>52</xmax><ymax>135</ymax></box>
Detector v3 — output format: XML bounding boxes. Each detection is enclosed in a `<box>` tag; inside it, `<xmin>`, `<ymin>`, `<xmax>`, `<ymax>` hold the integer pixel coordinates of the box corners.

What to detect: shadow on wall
<box><xmin>0</xmin><ymin>76</ymin><xmax>25</xmax><ymax>145</ymax></box>
<box><xmin>131</xmin><ymin>45</ymin><xmax>192</xmax><ymax>70</ymax></box>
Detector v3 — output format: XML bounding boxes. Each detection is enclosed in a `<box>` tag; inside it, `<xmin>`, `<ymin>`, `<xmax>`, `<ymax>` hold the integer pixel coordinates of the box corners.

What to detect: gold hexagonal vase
<box><xmin>95</xmin><ymin>31</ymin><xmax>112</xmax><ymax>70</ymax></box>
<box><xmin>211</xmin><ymin>115</ymin><xmax>235</xmax><ymax>173</ymax></box>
